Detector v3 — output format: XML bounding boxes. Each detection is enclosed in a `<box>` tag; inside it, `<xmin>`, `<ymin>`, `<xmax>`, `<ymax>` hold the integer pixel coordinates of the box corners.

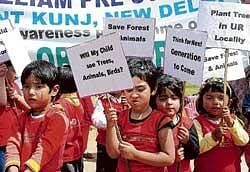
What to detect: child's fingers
<box><xmin>176</xmin><ymin>147</ymin><xmax>185</xmax><ymax>161</ymax></box>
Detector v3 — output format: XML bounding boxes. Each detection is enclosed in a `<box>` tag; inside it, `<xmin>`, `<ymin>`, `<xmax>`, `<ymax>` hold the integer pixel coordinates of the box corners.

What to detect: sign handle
<box><xmin>220</xmin><ymin>48</ymin><xmax>229</xmax><ymax>146</ymax></box>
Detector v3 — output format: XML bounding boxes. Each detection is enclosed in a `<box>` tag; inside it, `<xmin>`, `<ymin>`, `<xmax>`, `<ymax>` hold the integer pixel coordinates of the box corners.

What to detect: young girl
<box><xmin>106</xmin><ymin>58</ymin><xmax>175</xmax><ymax>172</ymax></box>
<box><xmin>193</xmin><ymin>77</ymin><xmax>249</xmax><ymax>172</ymax></box>
<box><xmin>154</xmin><ymin>74</ymin><xmax>199</xmax><ymax>172</ymax></box>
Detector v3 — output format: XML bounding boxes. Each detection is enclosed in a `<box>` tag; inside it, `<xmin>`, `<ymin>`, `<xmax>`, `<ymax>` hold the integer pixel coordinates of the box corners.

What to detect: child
<box><xmin>5</xmin><ymin>60</ymin><xmax>69</xmax><ymax>172</ymax></box>
<box><xmin>106</xmin><ymin>57</ymin><xmax>175</xmax><ymax>172</ymax></box>
<box><xmin>56</xmin><ymin>65</ymin><xmax>92</xmax><ymax>172</ymax></box>
<box><xmin>0</xmin><ymin>63</ymin><xmax>7</xmax><ymax>172</ymax></box>
<box><xmin>193</xmin><ymin>77</ymin><xmax>249</xmax><ymax>172</ymax></box>
<box><xmin>153</xmin><ymin>74</ymin><xmax>199</xmax><ymax>172</ymax></box>
<box><xmin>0</xmin><ymin>61</ymin><xmax>30</xmax><ymax>172</ymax></box>
<box><xmin>92</xmin><ymin>91</ymin><xmax>128</xmax><ymax>172</ymax></box>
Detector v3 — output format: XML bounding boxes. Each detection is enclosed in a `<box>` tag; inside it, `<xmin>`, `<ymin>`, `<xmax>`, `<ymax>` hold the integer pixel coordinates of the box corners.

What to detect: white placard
<box><xmin>0</xmin><ymin>29</ymin><xmax>31</xmax><ymax>76</ymax></box>
<box><xmin>66</xmin><ymin>32</ymin><xmax>133</xmax><ymax>97</ymax></box>
<box><xmin>197</xmin><ymin>1</ymin><xmax>250</xmax><ymax>50</ymax></box>
<box><xmin>0</xmin><ymin>19</ymin><xmax>14</xmax><ymax>63</ymax></box>
<box><xmin>164</xmin><ymin>28</ymin><xmax>207</xmax><ymax>85</ymax></box>
<box><xmin>203</xmin><ymin>48</ymin><xmax>246</xmax><ymax>81</ymax></box>
<box><xmin>103</xmin><ymin>18</ymin><xmax>155</xmax><ymax>58</ymax></box>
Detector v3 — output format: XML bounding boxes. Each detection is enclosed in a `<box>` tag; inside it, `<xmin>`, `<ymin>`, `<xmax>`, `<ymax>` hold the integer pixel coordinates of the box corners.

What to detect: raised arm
<box><xmin>0</xmin><ymin>63</ymin><xmax>7</xmax><ymax>106</ymax></box>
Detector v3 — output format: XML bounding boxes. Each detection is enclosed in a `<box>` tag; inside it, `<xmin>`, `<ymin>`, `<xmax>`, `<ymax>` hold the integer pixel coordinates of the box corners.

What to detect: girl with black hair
<box><xmin>193</xmin><ymin>77</ymin><xmax>249</xmax><ymax>172</ymax></box>
<box><xmin>106</xmin><ymin>58</ymin><xmax>175</xmax><ymax>172</ymax></box>
<box><xmin>154</xmin><ymin>74</ymin><xmax>199</xmax><ymax>172</ymax></box>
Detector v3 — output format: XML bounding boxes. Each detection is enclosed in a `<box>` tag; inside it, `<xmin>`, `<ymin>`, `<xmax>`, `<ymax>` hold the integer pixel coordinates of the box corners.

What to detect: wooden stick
<box><xmin>220</xmin><ymin>48</ymin><xmax>229</xmax><ymax>146</ymax></box>
<box><xmin>176</xmin><ymin>81</ymin><xmax>187</xmax><ymax>172</ymax></box>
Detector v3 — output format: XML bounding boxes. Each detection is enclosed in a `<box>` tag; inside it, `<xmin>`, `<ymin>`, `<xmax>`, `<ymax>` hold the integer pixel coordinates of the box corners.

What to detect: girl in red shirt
<box><xmin>193</xmin><ymin>77</ymin><xmax>249</xmax><ymax>172</ymax></box>
<box><xmin>106</xmin><ymin>58</ymin><xmax>175</xmax><ymax>172</ymax></box>
<box><xmin>153</xmin><ymin>74</ymin><xmax>199</xmax><ymax>172</ymax></box>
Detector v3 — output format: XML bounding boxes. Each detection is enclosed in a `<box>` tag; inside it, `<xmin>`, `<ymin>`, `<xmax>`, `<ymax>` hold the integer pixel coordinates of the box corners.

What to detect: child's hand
<box><xmin>119</xmin><ymin>141</ymin><xmax>137</xmax><ymax>160</ymax></box>
<box><xmin>7</xmin><ymin>87</ymin><xmax>19</xmax><ymax>100</ymax></box>
<box><xmin>177</xmin><ymin>125</ymin><xmax>189</xmax><ymax>144</ymax></box>
<box><xmin>222</xmin><ymin>106</ymin><xmax>234</xmax><ymax>127</ymax></box>
<box><xmin>6</xmin><ymin>166</ymin><xmax>19</xmax><ymax>172</ymax></box>
<box><xmin>0</xmin><ymin>63</ymin><xmax>7</xmax><ymax>78</ymax></box>
<box><xmin>176</xmin><ymin>146</ymin><xmax>185</xmax><ymax>162</ymax></box>
<box><xmin>212</xmin><ymin>123</ymin><xmax>228</xmax><ymax>142</ymax></box>
<box><xmin>106</xmin><ymin>107</ymin><xmax>117</xmax><ymax>128</ymax></box>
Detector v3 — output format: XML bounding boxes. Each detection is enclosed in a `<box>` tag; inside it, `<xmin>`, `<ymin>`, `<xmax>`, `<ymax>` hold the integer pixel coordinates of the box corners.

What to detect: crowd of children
<box><xmin>0</xmin><ymin>57</ymin><xmax>250</xmax><ymax>172</ymax></box>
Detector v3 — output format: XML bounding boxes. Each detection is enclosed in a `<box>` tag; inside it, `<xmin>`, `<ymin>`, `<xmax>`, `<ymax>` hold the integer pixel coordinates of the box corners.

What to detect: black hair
<box><xmin>57</xmin><ymin>65</ymin><xmax>77</xmax><ymax>94</ymax></box>
<box><xmin>21</xmin><ymin>60</ymin><xmax>58</xmax><ymax>91</ymax></box>
<box><xmin>152</xmin><ymin>74</ymin><xmax>184</xmax><ymax>113</ymax></box>
<box><xmin>127</xmin><ymin>57</ymin><xmax>158</xmax><ymax>92</ymax></box>
<box><xmin>4</xmin><ymin>60</ymin><xmax>13</xmax><ymax>67</ymax></box>
<box><xmin>196</xmin><ymin>77</ymin><xmax>239</xmax><ymax>115</ymax></box>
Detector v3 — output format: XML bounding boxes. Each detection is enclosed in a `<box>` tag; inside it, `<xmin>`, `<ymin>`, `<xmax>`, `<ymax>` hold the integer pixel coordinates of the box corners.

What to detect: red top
<box><xmin>194</xmin><ymin>115</ymin><xmax>241</xmax><ymax>172</ymax></box>
<box><xmin>57</xmin><ymin>93</ymin><xmax>91</xmax><ymax>162</ymax></box>
<box><xmin>116</xmin><ymin>109</ymin><xmax>171</xmax><ymax>172</ymax></box>
<box><xmin>79</xmin><ymin>95</ymin><xmax>94</xmax><ymax>126</ymax></box>
<box><xmin>0</xmin><ymin>82</ymin><xmax>22</xmax><ymax>146</ymax></box>
<box><xmin>165</xmin><ymin>114</ymin><xmax>193</xmax><ymax>172</ymax></box>
<box><xmin>5</xmin><ymin>107</ymin><xmax>69</xmax><ymax>172</ymax></box>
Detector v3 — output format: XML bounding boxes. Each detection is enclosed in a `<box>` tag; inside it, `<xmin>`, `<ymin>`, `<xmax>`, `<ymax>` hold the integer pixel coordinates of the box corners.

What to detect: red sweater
<box><xmin>194</xmin><ymin>115</ymin><xmax>241</xmax><ymax>172</ymax></box>
<box><xmin>117</xmin><ymin>109</ymin><xmax>171</xmax><ymax>172</ymax></box>
<box><xmin>0</xmin><ymin>82</ymin><xmax>22</xmax><ymax>146</ymax></box>
<box><xmin>79</xmin><ymin>95</ymin><xmax>94</xmax><ymax>126</ymax></box>
<box><xmin>5</xmin><ymin>107</ymin><xmax>69</xmax><ymax>172</ymax></box>
<box><xmin>57</xmin><ymin>94</ymin><xmax>90</xmax><ymax>162</ymax></box>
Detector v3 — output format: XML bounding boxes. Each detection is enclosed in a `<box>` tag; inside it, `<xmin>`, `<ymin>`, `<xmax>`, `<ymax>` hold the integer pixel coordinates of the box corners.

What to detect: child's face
<box><xmin>155</xmin><ymin>88</ymin><xmax>181</xmax><ymax>118</ymax></box>
<box><xmin>202</xmin><ymin>90</ymin><xmax>229</xmax><ymax>116</ymax></box>
<box><xmin>124</xmin><ymin>76</ymin><xmax>151</xmax><ymax>113</ymax></box>
<box><xmin>22</xmin><ymin>74</ymin><xmax>57</xmax><ymax>113</ymax></box>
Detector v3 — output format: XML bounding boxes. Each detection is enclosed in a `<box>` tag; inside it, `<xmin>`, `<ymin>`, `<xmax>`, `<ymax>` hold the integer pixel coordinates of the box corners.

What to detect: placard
<box><xmin>104</xmin><ymin>18</ymin><xmax>155</xmax><ymax>58</ymax></box>
<box><xmin>66</xmin><ymin>32</ymin><xmax>133</xmax><ymax>97</ymax></box>
<box><xmin>164</xmin><ymin>28</ymin><xmax>207</xmax><ymax>85</ymax></box>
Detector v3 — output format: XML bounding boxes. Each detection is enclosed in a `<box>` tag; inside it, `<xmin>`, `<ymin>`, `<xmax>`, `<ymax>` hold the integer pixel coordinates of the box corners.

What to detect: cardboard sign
<box><xmin>0</xmin><ymin>19</ymin><xmax>14</xmax><ymax>63</ymax></box>
<box><xmin>198</xmin><ymin>1</ymin><xmax>250</xmax><ymax>50</ymax></box>
<box><xmin>66</xmin><ymin>32</ymin><xmax>133</xmax><ymax>97</ymax></box>
<box><xmin>164</xmin><ymin>28</ymin><xmax>207</xmax><ymax>85</ymax></box>
<box><xmin>203</xmin><ymin>48</ymin><xmax>246</xmax><ymax>81</ymax></box>
<box><xmin>104</xmin><ymin>18</ymin><xmax>155</xmax><ymax>58</ymax></box>
<box><xmin>0</xmin><ymin>29</ymin><xmax>31</xmax><ymax>76</ymax></box>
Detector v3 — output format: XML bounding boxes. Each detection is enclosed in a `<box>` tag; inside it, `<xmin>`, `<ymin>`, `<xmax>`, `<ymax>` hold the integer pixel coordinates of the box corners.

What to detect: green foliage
<box><xmin>184</xmin><ymin>82</ymin><xmax>200</xmax><ymax>96</ymax></box>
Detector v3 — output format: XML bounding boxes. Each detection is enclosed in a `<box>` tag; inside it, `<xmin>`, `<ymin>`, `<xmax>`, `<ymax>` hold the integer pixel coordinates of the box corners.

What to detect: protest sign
<box><xmin>66</xmin><ymin>32</ymin><xmax>133</xmax><ymax>97</ymax></box>
<box><xmin>164</xmin><ymin>28</ymin><xmax>207</xmax><ymax>85</ymax></box>
<box><xmin>203</xmin><ymin>48</ymin><xmax>246</xmax><ymax>81</ymax></box>
<box><xmin>0</xmin><ymin>29</ymin><xmax>31</xmax><ymax>76</ymax></box>
<box><xmin>104</xmin><ymin>18</ymin><xmax>155</xmax><ymax>58</ymax></box>
<box><xmin>198</xmin><ymin>1</ymin><xmax>250</xmax><ymax>51</ymax></box>
<box><xmin>0</xmin><ymin>19</ymin><xmax>13</xmax><ymax>63</ymax></box>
